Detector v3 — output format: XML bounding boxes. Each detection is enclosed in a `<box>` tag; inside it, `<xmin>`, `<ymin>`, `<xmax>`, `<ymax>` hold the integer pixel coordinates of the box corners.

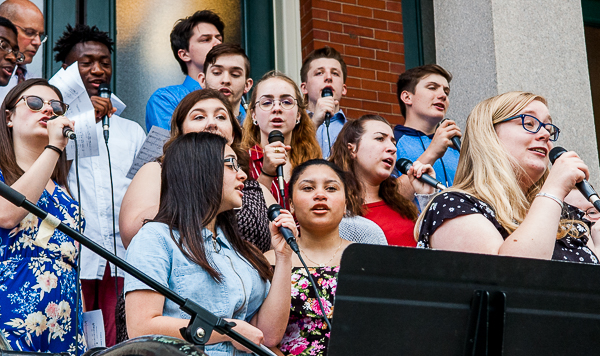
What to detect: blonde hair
<box><xmin>242</xmin><ymin>70</ymin><xmax>321</xmax><ymax>168</ymax></box>
<box><xmin>416</xmin><ymin>91</ymin><xmax>581</xmax><ymax>240</ymax></box>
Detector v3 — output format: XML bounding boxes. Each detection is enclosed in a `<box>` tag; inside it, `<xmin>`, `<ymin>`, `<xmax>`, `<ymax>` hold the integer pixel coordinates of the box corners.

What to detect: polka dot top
<box><xmin>417</xmin><ymin>191</ymin><xmax>599</xmax><ymax>264</ymax></box>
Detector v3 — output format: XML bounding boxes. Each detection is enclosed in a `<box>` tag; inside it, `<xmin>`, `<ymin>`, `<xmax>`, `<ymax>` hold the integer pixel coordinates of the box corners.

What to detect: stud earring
<box><xmin>7</xmin><ymin>121</ymin><xmax>12</xmax><ymax>127</ymax></box>
<box><xmin>253</xmin><ymin>120</ymin><xmax>258</xmax><ymax>125</ymax></box>
<box><xmin>296</xmin><ymin>119</ymin><xmax>300</xmax><ymax>125</ymax></box>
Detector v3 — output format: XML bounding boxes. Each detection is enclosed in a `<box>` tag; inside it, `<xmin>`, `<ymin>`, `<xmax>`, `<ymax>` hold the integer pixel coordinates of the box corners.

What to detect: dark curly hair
<box><xmin>53</xmin><ymin>24</ymin><xmax>114</xmax><ymax>63</ymax></box>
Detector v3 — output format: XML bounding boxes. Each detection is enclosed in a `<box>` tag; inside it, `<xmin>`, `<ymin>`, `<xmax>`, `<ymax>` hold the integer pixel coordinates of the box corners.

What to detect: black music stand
<box><xmin>329</xmin><ymin>244</ymin><xmax>600</xmax><ymax>356</ymax></box>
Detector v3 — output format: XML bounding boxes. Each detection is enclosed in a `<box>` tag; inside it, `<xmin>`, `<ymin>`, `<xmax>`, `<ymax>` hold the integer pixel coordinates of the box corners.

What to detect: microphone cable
<box><xmin>104</xmin><ymin>140</ymin><xmax>119</xmax><ymax>302</ymax></box>
<box><xmin>324</xmin><ymin>117</ymin><xmax>332</xmax><ymax>158</ymax></box>
<box><xmin>73</xmin><ymin>136</ymin><xmax>82</xmax><ymax>356</ymax></box>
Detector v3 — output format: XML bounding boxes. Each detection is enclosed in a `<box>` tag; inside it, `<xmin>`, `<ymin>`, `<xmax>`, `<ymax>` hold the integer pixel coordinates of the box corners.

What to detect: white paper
<box><xmin>65</xmin><ymin>111</ymin><xmax>99</xmax><ymax>160</ymax></box>
<box><xmin>126</xmin><ymin>126</ymin><xmax>171</xmax><ymax>179</ymax></box>
<box><xmin>82</xmin><ymin>310</ymin><xmax>106</xmax><ymax>348</ymax></box>
<box><xmin>48</xmin><ymin>63</ymin><xmax>87</xmax><ymax>105</ymax></box>
<box><xmin>111</xmin><ymin>93</ymin><xmax>126</xmax><ymax>116</ymax></box>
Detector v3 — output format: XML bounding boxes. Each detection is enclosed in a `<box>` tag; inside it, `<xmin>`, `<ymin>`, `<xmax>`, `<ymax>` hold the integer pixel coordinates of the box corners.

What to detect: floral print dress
<box><xmin>0</xmin><ymin>170</ymin><xmax>86</xmax><ymax>355</ymax></box>
<box><xmin>279</xmin><ymin>266</ymin><xmax>338</xmax><ymax>356</ymax></box>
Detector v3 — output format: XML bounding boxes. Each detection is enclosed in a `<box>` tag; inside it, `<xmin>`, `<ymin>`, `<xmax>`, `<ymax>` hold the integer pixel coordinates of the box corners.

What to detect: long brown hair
<box><xmin>163</xmin><ymin>88</ymin><xmax>249</xmax><ymax>173</ymax></box>
<box><xmin>0</xmin><ymin>78</ymin><xmax>70</xmax><ymax>192</ymax></box>
<box><xmin>242</xmin><ymin>70</ymin><xmax>322</xmax><ymax>168</ymax></box>
<box><xmin>329</xmin><ymin>115</ymin><xmax>418</xmax><ymax>221</ymax></box>
<box><xmin>154</xmin><ymin>132</ymin><xmax>272</xmax><ymax>281</ymax></box>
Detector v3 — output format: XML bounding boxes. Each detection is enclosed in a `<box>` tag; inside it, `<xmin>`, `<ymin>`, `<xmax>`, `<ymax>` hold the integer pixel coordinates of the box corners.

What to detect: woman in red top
<box><xmin>329</xmin><ymin>115</ymin><xmax>435</xmax><ymax>246</ymax></box>
<box><xmin>242</xmin><ymin>70</ymin><xmax>321</xmax><ymax>208</ymax></box>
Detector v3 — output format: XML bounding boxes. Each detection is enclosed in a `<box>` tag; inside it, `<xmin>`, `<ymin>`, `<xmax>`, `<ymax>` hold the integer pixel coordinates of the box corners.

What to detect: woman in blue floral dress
<box><xmin>265</xmin><ymin>159</ymin><xmax>360</xmax><ymax>356</ymax></box>
<box><xmin>0</xmin><ymin>79</ymin><xmax>85</xmax><ymax>355</ymax></box>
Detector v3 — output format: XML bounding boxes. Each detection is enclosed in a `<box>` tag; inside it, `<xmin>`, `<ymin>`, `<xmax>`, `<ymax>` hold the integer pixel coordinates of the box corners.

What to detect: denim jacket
<box><xmin>125</xmin><ymin>222</ymin><xmax>270</xmax><ymax>355</ymax></box>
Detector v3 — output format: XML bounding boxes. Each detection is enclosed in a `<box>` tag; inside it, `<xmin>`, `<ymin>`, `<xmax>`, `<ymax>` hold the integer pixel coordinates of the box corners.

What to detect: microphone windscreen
<box><xmin>395</xmin><ymin>158</ymin><xmax>413</xmax><ymax>175</ymax></box>
<box><xmin>549</xmin><ymin>146</ymin><xmax>567</xmax><ymax>164</ymax></box>
<box><xmin>268</xmin><ymin>130</ymin><xmax>285</xmax><ymax>144</ymax></box>
<box><xmin>267</xmin><ymin>204</ymin><xmax>283</xmax><ymax>221</ymax></box>
<box><xmin>322</xmin><ymin>87</ymin><xmax>333</xmax><ymax>98</ymax></box>
<box><xmin>98</xmin><ymin>83</ymin><xmax>111</xmax><ymax>98</ymax></box>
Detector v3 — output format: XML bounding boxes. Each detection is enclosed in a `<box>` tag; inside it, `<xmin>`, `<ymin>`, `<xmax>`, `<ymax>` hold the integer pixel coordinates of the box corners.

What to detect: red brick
<box><xmin>342</xmin><ymin>98</ymin><xmax>364</xmax><ymax>110</ymax></box>
<box><xmin>361</xmin><ymin>58</ymin><xmax>390</xmax><ymax>71</ymax></box>
<box><xmin>387</xmin><ymin>21</ymin><xmax>402</xmax><ymax>32</ymax></box>
<box><xmin>381</xmin><ymin>113</ymin><xmax>404</xmax><ymax>125</ymax></box>
<box><xmin>342</xmin><ymin>4</ymin><xmax>372</xmax><ymax>17</ymax></box>
<box><xmin>314</xmin><ymin>19</ymin><xmax>343</xmax><ymax>33</ymax></box>
<box><xmin>377</xmin><ymin>71</ymin><xmax>399</xmax><ymax>82</ymax></box>
<box><xmin>330</xmin><ymin>32</ymin><xmax>359</xmax><ymax>45</ymax></box>
<box><xmin>314</xmin><ymin>40</ymin><xmax>344</xmax><ymax>53</ymax></box>
<box><xmin>386</xmin><ymin>1</ymin><xmax>402</xmax><ymax>12</ymax></box>
<box><xmin>347</xmin><ymin>88</ymin><xmax>378</xmax><ymax>101</ymax></box>
<box><xmin>350</xmin><ymin>67</ymin><xmax>376</xmax><ymax>80</ymax></box>
<box><xmin>389</xmin><ymin>42</ymin><xmax>404</xmax><ymax>54</ymax></box>
<box><xmin>313</xmin><ymin>8</ymin><xmax>329</xmax><ymax>20</ymax></box>
<box><xmin>358</xmin><ymin>17</ymin><xmax>388</xmax><ymax>30</ymax></box>
<box><xmin>378</xmin><ymin>92</ymin><xmax>399</xmax><ymax>104</ymax></box>
<box><xmin>313</xmin><ymin>0</ymin><xmax>342</xmax><ymax>12</ymax></box>
<box><xmin>345</xmin><ymin>108</ymin><xmax>372</xmax><ymax>119</ymax></box>
<box><xmin>343</xmin><ymin>24</ymin><xmax>374</xmax><ymax>38</ymax></box>
<box><xmin>363</xmin><ymin>100</ymin><xmax>391</xmax><ymax>112</ymax></box>
<box><xmin>344</xmin><ymin>56</ymin><xmax>360</xmax><ymax>66</ymax></box>
<box><xmin>373</xmin><ymin>9</ymin><xmax>401</xmax><ymax>21</ymax></box>
<box><xmin>361</xmin><ymin>79</ymin><xmax>389</xmax><ymax>92</ymax></box>
<box><xmin>329</xmin><ymin>12</ymin><xmax>358</xmax><ymax>24</ymax></box>
<box><xmin>345</xmin><ymin>76</ymin><xmax>361</xmax><ymax>88</ymax></box>
<box><xmin>390</xmin><ymin>63</ymin><xmax>404</xmax><ymax>74</ymax></box>
<box><xmin>374</xmin><ymin>30</ymin><xmax>403</xmax><ymax>42</ymax></box>
<box><xmin>376</xmin><ymin>50</ymin><xmax>403</xmax><ymax>63</ymax></box>
<box><xmin>357</xmin><ymin>0</ymin><xmax>385</xmax><ymax>9</ymax></box>
<box><xmin>313</xmin><ymin>29</ymin><xmax>329</xmax><ymax>41</ymax></box>
<box><xmin>359</xmin><ymin>37</ymin><xmax>388</xmax><ymax>50</ymax></box>
<box><xmin>345</xmin><ymin>45</ymin><xmax>375</xmax><ymax>58</ymax></box>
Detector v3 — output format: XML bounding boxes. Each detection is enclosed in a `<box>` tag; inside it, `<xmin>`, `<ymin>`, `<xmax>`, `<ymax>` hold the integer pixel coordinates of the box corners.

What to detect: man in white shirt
<box><xmin>54</xmin><ymin>24</ymin><xmax>146</xmax><ymax>347</ymax></box>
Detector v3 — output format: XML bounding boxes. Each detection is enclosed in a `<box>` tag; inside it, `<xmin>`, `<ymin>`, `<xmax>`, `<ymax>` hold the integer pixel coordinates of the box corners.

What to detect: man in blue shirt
<box><xmin>394</xmin><ymin>64</ymin><xmax>461</xmax><ymax>197</ymax></box>
<box><xmin>199</xmin><ymin>43</ymin><xmax>252</xmax><ymax>124</ymax></box>
<box><xmin>145</xmin><ymin>10</ymin><xmax>223</xmax><ymax>131</ymax></box>
<box><xmin>300</xmin><ymin>46</ymin><xmax>348</xmax><ymax>159</ymax></box>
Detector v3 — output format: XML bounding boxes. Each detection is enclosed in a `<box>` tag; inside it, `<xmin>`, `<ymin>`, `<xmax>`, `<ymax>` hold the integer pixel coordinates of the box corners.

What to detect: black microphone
<box><xmin>440</xmin><ymin>118</ymin><xmax>461</xmax><ymax>151</ymax></box>
<box><xmin>268</xmin><ymin>130</ymin><xmax>287</xmax><ymax>204</ymax></box>
<box><xmin>99</xmin><ymin>83</ymin><xmax>111</xmax><ymax>143</ymax></box>
<box><xmin>549</xmin><ymin>147</ymin><xmax>600</xmax><ymax>212</ymax></box>
<box><xmin>321</xmin><ymin>87</ymin><xmax>333</xmax><ymax>127</ymax></box>
<box><xmin>396</xmin><ymin>158</ymin><xmax>447</xmax><ymax>190</ymax></box>
<box><xmin>267</xmin><ymin>204</ymin><xmax>299</xmax><ymax>253</ymax></box>
<box><xmin>51</xmin><ymin>115</ymin><xmax>76</xmax><ymax>139</ymax></box>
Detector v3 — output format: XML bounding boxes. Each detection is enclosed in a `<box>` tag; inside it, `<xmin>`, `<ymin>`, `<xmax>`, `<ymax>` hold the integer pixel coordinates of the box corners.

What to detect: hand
<box><xmin>91</xmin><ymin>96</ymin><xmax>117</xmax><ymax>122</ymax></box>
<box><xmin>407</xmin><ymin>160</ymin><xmax>436</xmax><ymax>194</ymax></box>
<box><xmin>269</xmin><ymin>208</ymin><xmax>296</xmax><ymax>257</ymax></box>
<box><xmin>542</xmin><ymin>151</ymin><xmax>589</xmax><ymax>200</ymax></box>
<box><xmin>311</xmin><ymin>96</ymin><xmax>337</xmax><ymax>127</ymax></box>
<box><xmin>47</xmin><ymin>116</ymin><xmax>74</xmax><ymax>150</ymax></box>
<box><xmin>262</xmin><ymin>142</ymin><xmax>291</xmax><ymax>178</ymax></box>
<box><xmin>427</xmin><ymin>119</ymin><xmax>462</xmax><ymax>159</ymax></box>
<box><xmin>226</xmin><ymin>319</ymin><xmax>264</xmax><ymax>352</ymax></box>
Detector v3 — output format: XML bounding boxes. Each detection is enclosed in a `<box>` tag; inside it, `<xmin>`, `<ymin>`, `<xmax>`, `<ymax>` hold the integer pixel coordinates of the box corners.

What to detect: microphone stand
<box><xmin>0</xmin><ymin>181</ymin><xmax>272</xmax><ymax>356</ymax></box>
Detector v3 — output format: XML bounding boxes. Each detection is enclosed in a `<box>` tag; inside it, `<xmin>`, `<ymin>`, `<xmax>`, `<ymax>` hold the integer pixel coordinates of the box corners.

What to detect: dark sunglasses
<box><xmin>16</xmin><ymin>95</ymin><xmax>69</xmax><ymax>116</ymax></box>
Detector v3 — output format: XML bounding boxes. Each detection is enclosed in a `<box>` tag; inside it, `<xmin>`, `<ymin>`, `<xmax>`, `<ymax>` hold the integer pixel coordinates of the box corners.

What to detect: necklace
<box><xmin>299</xmin><ymin>238</ymin><xmax>343</xmax><ymax>267</ymax></box>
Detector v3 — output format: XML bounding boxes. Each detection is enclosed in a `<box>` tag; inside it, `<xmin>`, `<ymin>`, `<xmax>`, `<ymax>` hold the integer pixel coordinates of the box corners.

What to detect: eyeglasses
<box><xmin>585</xmin><ymin>207</ymin><xmax>600</xmax><ymax>221</ymax></box>
<box><xmin>16</xmin><ymin>95</ymin><xmax>69</xmax><ymax>116</ymax></box>
<box><xmin>497</xmin><ymin>114</ymin><xmax>560</xmax><ymax>142</ymax></box>
<box><xmin>255</xmin><ymin>95</ymin><xmax>297</xmax><ymax>111</ymax></box>
<box><xmin>224</xmin><ymin>157</ymin><xmax>240</xmax><ymax>172</ymax></box>
<box><xmin>13</xmin><ymin>24</ymin><xmax>47</xmax><ymax>44</ymax></box>
<box><xmin>0</xmin><ymin>39</ymin><xmax>24</xmax><ymax>63</ymax></box>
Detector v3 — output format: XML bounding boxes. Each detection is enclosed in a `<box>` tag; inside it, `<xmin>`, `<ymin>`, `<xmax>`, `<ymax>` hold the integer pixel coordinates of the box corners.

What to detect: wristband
<box><xmin>536</xmin><ymin>192</ymin><xmax>563</xmax><ymax>209</ymax></box>
<box><xmin>261</xmin><ymin>168</ymin><xmax>276</xmax><ymax>178</ymax></box>
<box><xmin>44</xmin><ymin>145</ymin><xmax>63</xmax><ymax>155</ymax></box>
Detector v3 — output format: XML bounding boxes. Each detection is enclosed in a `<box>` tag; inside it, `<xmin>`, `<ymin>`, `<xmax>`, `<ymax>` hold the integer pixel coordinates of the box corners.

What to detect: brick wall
<box><xmin>299</xmin><ymin>0</ymin><xmax>405</xmax><ymax>125</ymax></box>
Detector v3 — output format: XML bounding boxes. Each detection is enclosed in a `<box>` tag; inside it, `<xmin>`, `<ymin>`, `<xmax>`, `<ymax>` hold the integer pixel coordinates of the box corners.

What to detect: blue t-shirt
<box><xmin>125</xmin><ymin>222</ymin><xmax>269</xmax><ymax>356</ymax></box>
<box><xmin>393</xmin><ymin>124</ymin><xmax>460</xmax><ymax>187</ymax></box>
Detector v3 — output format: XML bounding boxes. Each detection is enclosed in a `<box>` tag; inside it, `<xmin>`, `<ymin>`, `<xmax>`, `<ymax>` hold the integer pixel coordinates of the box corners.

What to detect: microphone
<box><xmin>549</xmin><ymin>147</ymin><xmax>600</xmax><ymax>212</ymax></box>
<box><xmin>321</xmin><ymin>87</ymin><xmax>333</xmax><ymax>127</ymax></box>
<box><xmin>440</xmin><ymin>118</ymin><xmax>461</xmax><ymax>151</ymax></box>
<box><xmin>267</xmin><ymin>204</ymin><xmax>299</xmax><ymax>253</ymax></box>
<box><xmin>99</xmin><ymin>83</ymin><xmax>111</xmax><ymax>143</ymax></box>
<box><xmin>396</xmin><ymin>158</ymin><xmax>447</xmax><ymax>190</ymax></box>
<box><xmin>52</xmin><ymin>115</ymin><xmax>76</xmax><ymax>139</ymax></box>
<box><xmin>268</xmin><ymin>130</ymin><xmax>287</xmax><ymax>204</ymax></box>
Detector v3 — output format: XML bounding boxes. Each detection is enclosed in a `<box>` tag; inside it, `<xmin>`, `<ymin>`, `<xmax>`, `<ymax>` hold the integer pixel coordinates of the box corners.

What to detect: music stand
<box><xmin>329</xmin><ymin>244</ymin><xmax>600</xmax><ymax>356</ymax></box>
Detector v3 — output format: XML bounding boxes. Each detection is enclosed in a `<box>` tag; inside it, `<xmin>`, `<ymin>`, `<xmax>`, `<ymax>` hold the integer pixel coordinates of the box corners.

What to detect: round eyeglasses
<box><xmin>255</xmin><ymin>96</ymin><xmax>297</xmax><ymax>111</ymax></box>
<box><xmin>0</xmin><ymin>39</ymin><xmax>24</xmax><ymax>63</ymax></box>
<box><xmin>16</xmin><ymin>95</ymin><xmax>69</xmax><ymax>116</ymax></box>
<box><xmin>497</xmin><ymin>114</ymin><xmax>560</xmax><ymax>142</ymax></box>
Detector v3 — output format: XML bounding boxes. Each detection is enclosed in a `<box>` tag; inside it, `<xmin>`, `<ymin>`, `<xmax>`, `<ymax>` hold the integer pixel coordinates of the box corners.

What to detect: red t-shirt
<box><xmin>248</xmin><ymin>145</ymin><xmax>289</xmax><ymax>207</ymax></box>
<box><xmin>363</xmin><ymin>201</ymin><xmax>417</xmax><ymax>247</ymax></box>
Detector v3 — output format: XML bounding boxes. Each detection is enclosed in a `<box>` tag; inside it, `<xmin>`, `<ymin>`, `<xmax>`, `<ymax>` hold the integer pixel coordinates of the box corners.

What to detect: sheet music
<box><xmin>111</xmin><ymin>93</ymin><xmax>126</xmax><ymax>116</ymax></box>
<box><xmin>65</xmin><ymin>111</ymin><xmax>99</xmax><ymax>160</ymax></box>
<box><xmin>82</xmin><ymin>309</ymin><xmax>106</xmax><ymax>348</ymax></box>
<box><xmin>126</xmin><ymin>126</ymin><xmax>170</xmax><ymax>179</ymax></box>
